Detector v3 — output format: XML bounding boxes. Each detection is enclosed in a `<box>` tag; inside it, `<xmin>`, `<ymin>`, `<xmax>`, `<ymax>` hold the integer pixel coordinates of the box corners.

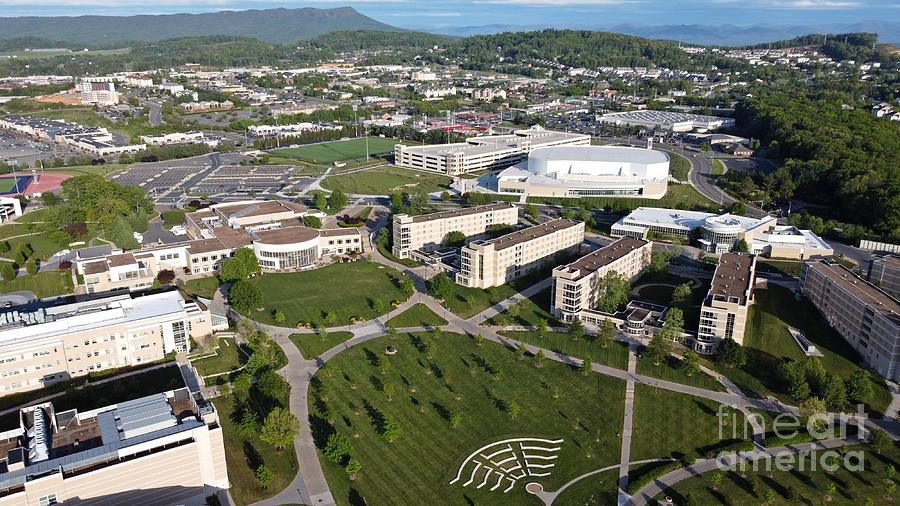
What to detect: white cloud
<box><xmin>711</xmin><ymin>0</ymin><xmax>858</xmax><ymax>6</ymax></box>
<box><xmin>474</xmin><ymin>0</ymin><xmax>630</xmax><ymax>4</ymax></box>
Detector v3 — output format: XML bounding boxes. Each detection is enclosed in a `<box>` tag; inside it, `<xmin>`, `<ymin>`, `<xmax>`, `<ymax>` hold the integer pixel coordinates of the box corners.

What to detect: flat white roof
<box><xmin>618</xmin><ymin>207</ymin><xmax>714</xmax><ymax>230</ymax></box>
<box><xmin>0</xmin><ymin>291</ymin><xmax>189</xmax><ymax>349</ymax></box>
<box><xmin>399</xmin><ymin>127</ymin><xmax>587</xmax><ymax>158</ymax></box>
<box><xmin>528</xmin><ymin>145</ymin><xmax>669</xmax><ymax>165</ymax></box>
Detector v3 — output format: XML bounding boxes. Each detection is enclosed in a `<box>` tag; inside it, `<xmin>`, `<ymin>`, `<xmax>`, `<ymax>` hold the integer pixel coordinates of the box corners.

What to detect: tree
<box><xmin>649</xmin><ymin>245</ymin><xmax>677</xmax><ymax>272</ymax></box>
<box><xmin>255</xmin><ymin>464</ymin><xmax>273</xmax><ymax>488</ymax></box>
<box><xmin>219</xmin><ymin>257</ymin><xmax>248</xmax><ymax>283</ymax></box>
<box><xmin>728</xmin><ymin>201</ymin><xmax>747</xmax><ymax>216</ymax></box>
<box><xmin>799</xmin><ymin>396</ymin><xmax>829</xmax><ymax>433</ymax></box>
<box><xmin>658</xmin><ymin>308</ymin><xmax>684</xmax><ymax>342</ymax></box>
<box><xmin>382</xmin><ymin>416</ymin><xmax>401</xmax><ymax>442</ymax></box>
<box><xmin>847</xmin><ymin>369</ymin><xmax>873</xmax><ymax>404</ymax></box>
<box><xmin>525</xmin><ymin>204</ymin><xmax>539</xmax><ymax>219</ymax></box>
<box><xmin>257</xmin><ymin>371</ymin><xmax>289</xmax><ymax>400</ymax></box>
<box><xmin>506</xmin><ymin>301</ymin><xmax>521</xmax><ymax>319</ymax></box>
<box><xmin>449</xmin><ymin>412</ymin><xmax>462</xmax><ymax>428</ymax></box>
<box><xmin>440</xmin><ymin>191</ymin><xmax>450</xmax><ymax>201</ymax></box>
<box><xmin>888</xmin><ymin>480</ymin><xmax>897</xmax><ymax>497</ymax></box>
<box><xmin>245</xmin><ymin>353</ymin><xmax>270</xmax><ymax>376</ymax></box>
<box><xmin>389</xmin><ymin>193</ymin><xmax>402</xmax><ymax>208</ymax></box>
<box><xmin>647</xmin><ymin>333</ymin><xmax>670</xmax><ymax>366</ymax></box>
<box><xmin>536</xmin><ymin>318</ymin><xmax>548</xmax><ymax>338</ymax></box>
<box><xmin>507</xmin><ymin>400</ymin><xmax>520</xmax><ymax>419</ymax></box>
<box><xmin>869</xmin><ymin>428</ymin><xmax>892</xmax><ymax>455</ymax></box>
<box><xmin>888</xmin><ymin>464</ymin><xmax>896</xmax><ymax>480</ymax></box>
<box><xmin>378</xmin><ymin>355</ymin><xmax>391</xmax><ymax>374</ymax></box>
<box><xmin>568</xmin><ymin>316</ymin><xmax>584</xmax><ymax>341</ymax></box>
<box><xmin>715</xmin><ymin>338</ymin><xmax>747</xmax><ymax>368</ymax></box>
<box><xmin>670</xmin><ymin>283</ymin><xmax>692</xmax><ymax>311</ymax></box>
<box><xmin>274</xmin><ymin>311</ymin><xmax>286</xmax><ymax>324</ymax></box>
<box><xmin>238</xmin><ymin>409</ymin><xmax>260</xmax><ymax>439</ymax></box>
<box><xmin>823</xmin><ymin>374</ymin><xmax>847</xmax><ymax>410</ymax></box>
<box><xmin>680</xmin><ymin>351</ymin><xmax>700</xmax><ymax>376</ymax></box>
<box><xmin>474</xmin><ymin>334</ymin><xmax>484</xmax><ymax>346</ymax></box>
<box><xmin>427</xmin><ymin>272</ymin><xmax>453</xmax><ymax>300</ymax></box>
<box><xmin>345</xmin><ymin>458</ymin><xmax>362</xmax><ymax>479</ymax></box>
<box><xmin>156</xmin><ymin>269</ymin><xmax>175</xmax><ymax>285</ymax></box>
<box><xmin>710</xmin><ymin>471</ymin><xmax>722</xmax><ymax>490</ymax></box>
<box><xmin>534</xmin><ymin>350</ymin><xmax>545</xmax><ymax>367</ymax></box>
<box><xmin>804</xmin><ymin>357</ymin><xmax>827</xmax><ymax>396</ymax></box>
<box><xmin>785</xmin><ymin>485</ymin><xmax>799</xmax><ymax>502</ymax></box>
<box><xmin>229</xmin><ymin>280</ymin><xmax>263</xmax><ymax>313</ymax></box>
<box><xmin>383</xmin><ymin>383</ymin><xmax>395</xmax><ymax>401</ymax></box>
<box><xmin>329</xmin><ymin>189</ymin><xmax>348</xmax><ymax>210</ymax></box>
<box><xmin>579</xmin><ymin>358</ymin><xmax>592</xmax><ymax>376</ymax></box>
<box><xmin>314</xmin><ymin>192</ymin><xmax>327</xmax><ymax>211</ymax></box>
<box><xmin>303</xmin><ymin>215</ymin><xmax>322</xmax><ymax>228</ymax></box>
<box><xmin>825</xmin><ymin>481</ymin><xmax>836</xmax><ymax>497</ymax></box>
<box><xmin>234</xmin><ymin>247</ymin><xmax>261</xmax><ymax>275</ymax></box>
<box><xmin>735</xmin><ymin>238</ymin><xmax>749</xmax><ymax>253</ymax></box>
<box><xmin>108</xmin><ymin>216</ymin><xmax>139</xmax><ymax>250</ymax></box>
<box><xmin>516</xmin><ymin>343</ymin><xmax>526</xmax><ymax>359</ymax></box>
<box><xmin>233</xmin><ymin>373</ymin><xmax>252</xmax><ymax>394</ymax></box>
<box><xmin>324</xmin><ymin>433</ymin><xmax>353</xmax><ymax>462</ymax></box>
<box><xmin>597</xmin><ymin>318</ymin><xmax>615</xmax><ymax>348</ymax></box>
<box><xmin>260</xmin><ymin>407</ymin><xmax>301</xmax><ymax>450</ymax></box>
<box><xmin>219</xmin><ymin>383</ymin><xmax>231</xmax><ymax>399</ymax></box>
<box><xmin>423</xmin><ymin>338</ymin><xmax>436</xmax><ymax>359</ymax></box>
<box><xmin>595</xmin><ymin>271</ymin><xmax>630</xmax><ymax>312</ymax></box>
<box><xmin>446</xmin><ymin>230</ymin><xmax>466</xmax><ymax>248</ymax></box>
<box><xmin>764</xmin><ymin>489</ymin><xmax>775</xmax><ymax>504</ymax></box>
<box><xmin>24</xmin><ymin>258</ymin><xmax>36</xmax><ymax>275</ymax></box>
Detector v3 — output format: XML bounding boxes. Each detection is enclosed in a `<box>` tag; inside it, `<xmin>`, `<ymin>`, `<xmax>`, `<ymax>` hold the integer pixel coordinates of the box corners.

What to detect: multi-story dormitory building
<box><xmin>391</xmin><ymin>202</ymin><xmax>520</xmax><ymax>259</ymax></box>
<box><xmin>74</xmin><ymin>200</ymin><xmax>364</xmax><ymax>295</ymax></box>
<box><xmin>801</xmin><ymin>260</ymin><xmax>900</xmax><ymax>381</ymax></box>
<box><xmin>0</xmin><ymin>291</ymin><xmax>220</xmax><ymax>395</ymax></box>
<box><xmin>0</xmin><ymin>389</ymin><xmax>229</xmax><ymax>505</ymax></box>
<box><xmin>457</xmin><ymin>219</ymin><xmax>585</xmax><ymax>289</ymax></box>
<box><xmin>867</xmin><ymin>254</ymin><xmax>900</xmax><ymax>299</ymax></box>
<box><xmin>693</xmin><ymin>253</ymin><xmax>762</xmax><ymax>354</ymax></box>
<box><xmin>550</xmin><ymin>237</ymin><xmax>653</xmax><ymax>322</ymax></box>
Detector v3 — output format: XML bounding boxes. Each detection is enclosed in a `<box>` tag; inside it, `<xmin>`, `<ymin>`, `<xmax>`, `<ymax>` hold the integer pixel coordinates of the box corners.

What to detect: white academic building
<box><xmin>394</xmin><ymin>126</ymin><xmax>589</xmax><ymax>175</ymax></box>
<box><xmin>492</xmin><ymin>145</ymin><xmax>670</xmax><ymax>198</ymax></box>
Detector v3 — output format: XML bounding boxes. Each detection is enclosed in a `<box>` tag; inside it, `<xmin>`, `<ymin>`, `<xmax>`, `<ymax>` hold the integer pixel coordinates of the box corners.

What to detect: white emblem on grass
<box><xmin>450</xmin><ymin>437</ymin><xmax>563</xmax><ymax>493</ymax></box>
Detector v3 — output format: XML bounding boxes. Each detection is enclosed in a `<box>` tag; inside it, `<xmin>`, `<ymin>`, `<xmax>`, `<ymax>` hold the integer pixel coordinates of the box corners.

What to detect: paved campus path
<box><xmin>191</xmin><ymin>216</ymin><xmax>900</xmax><ymax>506</ymax></box>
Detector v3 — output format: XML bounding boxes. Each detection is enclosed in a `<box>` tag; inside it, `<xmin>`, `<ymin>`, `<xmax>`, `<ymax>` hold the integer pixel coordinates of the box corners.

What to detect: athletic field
<box><xmin>272</xmin><ymin>137</ymin><xmax>400</xmax><ymax>164</ymax></box>
<box><xmin>0</xmin><ymin>176</ymin><xmax>32</xmax><ymax>195</ymax></box>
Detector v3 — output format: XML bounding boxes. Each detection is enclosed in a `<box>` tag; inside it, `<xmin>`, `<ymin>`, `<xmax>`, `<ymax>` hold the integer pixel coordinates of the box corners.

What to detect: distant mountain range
<box><xmin>0</xmin><ymin>7</ymin><xmax>402</xmax><ymax>45</ymax></box>
<box><xmin>424</xmin><ymin>21</ymin><xmax>900</xmax><ymax>46</ymax></box>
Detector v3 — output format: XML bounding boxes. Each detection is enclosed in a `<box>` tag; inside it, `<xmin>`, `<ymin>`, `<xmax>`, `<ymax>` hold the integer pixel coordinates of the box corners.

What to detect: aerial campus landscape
<box><xmin>0</xmin><ymin>3</ymin><xmax>897</xmax><ymax>506</ymax></box>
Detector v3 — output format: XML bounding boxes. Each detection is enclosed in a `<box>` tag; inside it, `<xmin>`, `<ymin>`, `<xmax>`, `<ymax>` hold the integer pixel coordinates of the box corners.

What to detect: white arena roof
<box><xmin>528</xmin><ymin>145</ymin><xmax>670</xmax><ymax>165</ymax></box>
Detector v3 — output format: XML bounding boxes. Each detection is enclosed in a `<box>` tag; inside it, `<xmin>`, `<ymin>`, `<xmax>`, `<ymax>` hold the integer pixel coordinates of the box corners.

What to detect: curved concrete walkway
<box><xmin>220</xmin><ymin>219</ymin><xmax>900</xmax><ymax>506</ymax></box>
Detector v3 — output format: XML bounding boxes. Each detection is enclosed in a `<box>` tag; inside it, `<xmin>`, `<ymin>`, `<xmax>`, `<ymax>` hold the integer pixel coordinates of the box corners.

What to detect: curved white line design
<box><xmin>450</xmin><ymin>437</ymin><xmax>564</xmax><ymax>494</ymax></box>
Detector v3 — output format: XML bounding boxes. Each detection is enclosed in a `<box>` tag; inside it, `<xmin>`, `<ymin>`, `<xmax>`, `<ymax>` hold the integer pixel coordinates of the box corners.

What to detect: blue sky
<box><xmin>2</xmin><ymin>1</ymin><xmax>897</xmax><ymax>28</ymax></box>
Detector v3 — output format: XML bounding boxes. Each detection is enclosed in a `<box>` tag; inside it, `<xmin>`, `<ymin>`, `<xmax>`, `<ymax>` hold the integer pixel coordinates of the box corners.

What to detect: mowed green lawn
<box><xmin>181</xmin><ymin>276</ymin><xmax>221</xmax><ymax>299</ymax></box>
<box><xmin>311</xmin><ymin>332</ymin><xmax>626</xmax><ymax>506</ymax></box>
<box><xmin>657</xmin><ymin>441</ymin><xmax>900</xmax><ymax>506</ymax></box>
<box><xmin>715</xmin><ymin>285</ymin><xmax>891</xmax><ymax>415</ymax></box>
<box><xmin>190</xmin><ymin>338</ymin><xmax>246</xmax><ymax>377</ymax></box>
<box><xmin>320</xmin><ymin>165</ymin><xmax>452</xmax><ymax>195</ymax></box>
<box><xmin>290</xmin><ymin>331</ymin><xmax>354</xmax><ymax>360</ymax></box>
<box><xmin>242</xmin><ymin>261</ymin><xmax>410</xmax><ymax>327</ymax></box>
<box><xmin>273</xmin><ymin>138</ymin><xmax>401</xmax><ymax>164</ymax></box>
<box><xmin>631</xmin><ymin>383</ymin><xmax>748</xmax><ymax>461</ymax></box>
<box><xmin>0</xmin><ymin>270</ymin><xmax>73</xmax><ymax>297</ymax></box>
<box><xmin>0</xmin><ymin>177</ymin><xmax>25</xmax><ymax>193</ymax></box>
<box><xmin>386</xmin><ymin>303</ymin><xmax>448</xmax><ymax>328</ymax></box>
<box><xmin>212</xmin><ymin>392</ymin><xmax>298</xmax><ymax>505</ymax></box>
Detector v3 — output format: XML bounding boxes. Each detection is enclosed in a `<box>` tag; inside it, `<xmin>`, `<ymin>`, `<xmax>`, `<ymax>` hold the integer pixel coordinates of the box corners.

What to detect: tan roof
<box><xmin>484</xmin><ymin>219</ymin><xmax>581</xmax><ymax>251</ymax></box>
<box><xmin>560</xmin><ymin>237</ymin><xmax>649</xmax><ymax>280</ymax></box>
<box><xmin>82</xmin><ymin>261</ymin><xmax>109</xmax><ymax>275</ymax></box>
<box><xmin>707</xmin><ymin>253</ymin><xmax>755</xmax><ymax>306</ymax></box>
<box><xmin>187</xmin><ymin>238</ymin><xmax>229</xmax><ymax>255</ymax></box>
<box><xmin>215</xmin><ymin>201</ymin><xmax>299</xmax><ymax>220</ymax></box>
<box><xmin>252</xmin><ymin>226</ymin><xmax>318</xmax><ymax>245</ymax></box>
<box><xmin>107</xmin><ymin>253</ymin><xmax>137</xmax><ymax>268</ymax></box>
<box><xmin>810</xmin><ymin>262</ymin><xmax>900</xmax><ymax>326</ymax></box>
<box><xmin>212</xmin><ymin>227</ymin><xmax>253</xmax><ymax>249</ymax></box>
<box><xmin>319</xmin><ymin>228</ymin><xmax>361</xmax><ymax>237</ymax></box>
<box><xmin>409</xmin><ymin>202</ymin><xmax>516</xmax><ymax>223</ymax></box>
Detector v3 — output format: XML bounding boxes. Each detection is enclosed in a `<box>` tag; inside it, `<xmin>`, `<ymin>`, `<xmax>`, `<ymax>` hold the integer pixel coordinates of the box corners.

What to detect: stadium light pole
<box><xmin>352</xmin><ymin>104</ymin><xmax>358</xmax><ymax>138</ymax></box>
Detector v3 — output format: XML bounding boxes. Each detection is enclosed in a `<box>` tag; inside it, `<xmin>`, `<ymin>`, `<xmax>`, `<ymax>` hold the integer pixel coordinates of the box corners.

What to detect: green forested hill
<box><xmin>435</xmin><ymin>29</ymin><xmax>744</xmax><ymax>72</ymax></box>
<box><xmin>735</xmin><ymin>93</ymin><xmax>900</xmax><ymax>240</ymax></box>
<box><xmin>0</xmin><ymin>7</ymin><xmax>402</xmax><ymax>45</ymax></box>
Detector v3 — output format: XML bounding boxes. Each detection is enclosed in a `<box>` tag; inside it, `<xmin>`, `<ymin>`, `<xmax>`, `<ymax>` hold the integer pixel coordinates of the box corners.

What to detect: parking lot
<box><xmin>0</xmin><ymin>131</ymin><xmax>79</xmax><ymax>166</ymax></box>
<box><xmin>189</xmin><ymin>164</ymin><xmax>307</xmax><ymax>194</ymax></box>
<box><xmin>111</xmin><ymin>165</ymin><xmax>201</xmax><ymax>193</ymax></box>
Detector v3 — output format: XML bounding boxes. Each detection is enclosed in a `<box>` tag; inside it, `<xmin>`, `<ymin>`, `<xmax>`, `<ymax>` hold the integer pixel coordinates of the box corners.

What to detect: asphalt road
<box><xmin>141</xmin><ymin>100</ymin><xmax>163</xmax><ymax>126</ymax></box>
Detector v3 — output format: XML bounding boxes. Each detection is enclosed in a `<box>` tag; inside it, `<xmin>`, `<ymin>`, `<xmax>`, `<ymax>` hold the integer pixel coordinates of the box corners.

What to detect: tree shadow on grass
<box><xmin>363</xmin><ymin>399</ymin><xmax>385</xmax><ymax>433</ymax></box>
<box><xmin>431</xmin><ymin>401</ymin><xmax>450</xmax><ymax>421</ymax></box>
<box><xmin>348</xmin><ymin>487</ymin><xmax>366</xmax><ymax>506</ymax></box>
<box><xmin>243</xmin><ymin>441</ymin><xmax>263</xmax><ymax>471</ymax></box>
<box><xmin>309</xmin><ymin>413</ymin><xmax>334</xmax><ymax>450</ymax></box>
<box><xmin>363</xmin><ymin>348</ymin><xmax>379</xmax><ymax>367</ymax></box>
